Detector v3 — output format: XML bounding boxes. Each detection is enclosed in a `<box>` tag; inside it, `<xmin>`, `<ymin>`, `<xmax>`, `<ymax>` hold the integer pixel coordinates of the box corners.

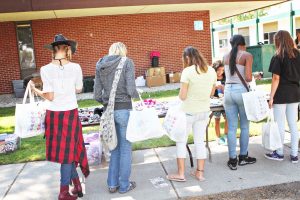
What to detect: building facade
<box><xmin>212</xmin><ymin>1</ymin><xmax>300</xmax><ymax>60</ymax></box>
<box><xmin>0</xmin><ymin>11</ymin><xmax>211</xmax><ymax>94</ymax></box>
<box><xmin>0</xmin><ymin>0</ymin><xmax>283</xmax><ymax>94</ymax></box>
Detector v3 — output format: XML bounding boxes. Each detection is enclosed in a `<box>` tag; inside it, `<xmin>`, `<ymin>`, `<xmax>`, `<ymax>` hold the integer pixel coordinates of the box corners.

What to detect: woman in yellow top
<box><xmin>167</xmin><ymin>46</ymin><xmax>217</xmax><ymax>182</ymax></box>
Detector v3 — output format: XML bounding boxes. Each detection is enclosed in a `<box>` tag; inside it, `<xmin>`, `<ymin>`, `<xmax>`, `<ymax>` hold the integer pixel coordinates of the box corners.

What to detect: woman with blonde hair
<box><xmin>94</xmin><ymin>42</ymin><xmax>139</xmax><ymax>193</ymax></box>
<box><xmin>30</xmin><ymin>34</ymin><xmax>89</xmax><ymax>200</ymax></box>
<box><xmin>265</xmin><ymin>30</ymin><xmax>300</xmax><ymax>163</ymax></box>
<box><xmin>167</xmin><ymin>46</ymin><xmax>217</xmax><ymax>182</ymax></box>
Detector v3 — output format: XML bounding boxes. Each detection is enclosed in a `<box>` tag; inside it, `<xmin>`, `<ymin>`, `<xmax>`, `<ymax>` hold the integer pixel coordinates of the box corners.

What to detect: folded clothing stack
<box><xmin>134</xmin><ymin>99</ymin><xmax>168</xmax><ymax>117</ymax></box>
<box><xmin>79</xmin><ymin>107</ymin><xmax>103</xmax><ymax>125</ymax></box>
<box><xmin>0</xmin><ymin>133</ymin><xmax>20</xmax><ymax>154</ymax></box>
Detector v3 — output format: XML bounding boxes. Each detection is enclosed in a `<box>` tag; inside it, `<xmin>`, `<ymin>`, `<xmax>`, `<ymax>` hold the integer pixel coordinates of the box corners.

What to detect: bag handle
<box><xmin>22</xmin><ymin>83</ymin><xmax>34</xmax><ymax>104</ymax></box>
<box><xmin>267</xmin><ymin>108</ymin><xmax>274</xmax><ymax>122</ymax></box>
<box><xmin>235</xmin><ymin>66</ymin><xmax>250</xmax><ymax>92</ymax></box>
<box><xmin>106</xmin><ymin>57</ymin><xmax>127</xmax><ymax>110</ymax></box>
<box><xmin>132</xmin><ymin>92</ymin><xmax>146</xmax><ymax>111</ymax></box>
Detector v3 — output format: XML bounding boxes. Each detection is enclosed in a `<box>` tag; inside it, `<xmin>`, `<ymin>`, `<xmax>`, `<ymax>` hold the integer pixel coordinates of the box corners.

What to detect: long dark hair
<box><xmin>182</xmin><ymin>46</ymin><xmax>208</xmax><ymax>74</ymax></box>
<box><xmin>212</xmin><ymin>60</ymin><xmax>224</xmax><ymax>71</ymax></box>
<box><xmin>229</xmin><ymin>35</ymin><xmax>246</xmax><ymax>75</ymax></box>
<box><xmin>274</xmin><ymin>30</ymin><xmax>297</xmax><ymax>60</ymax></box>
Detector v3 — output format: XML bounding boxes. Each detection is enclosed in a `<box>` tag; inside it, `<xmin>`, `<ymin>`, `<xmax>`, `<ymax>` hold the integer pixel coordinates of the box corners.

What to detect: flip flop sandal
<box><xmin>166</xmin><ymin>175</ymin><xmax>186</xmax><ymax>182</ymax></box>
<box><xmin>190</xmin><ymin>169</ymin><xmax>206</xmax><ymax>182</ymax></box>
<box><xmin>119</xmin><ymin>181</ymin><xmax>136</xmax><ymax>194</ymax></box>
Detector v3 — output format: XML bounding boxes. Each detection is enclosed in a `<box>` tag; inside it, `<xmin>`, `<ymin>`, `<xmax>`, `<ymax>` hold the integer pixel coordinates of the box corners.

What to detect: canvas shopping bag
<box><xmin>234</xmin><ymin>67</ymin><xmax>269</xmax><ymax>122</ymax></box>
<box><xmin>242</xmin><ymin>90</ymin><xmax>269</xmax><ymax>122</ymax></box>
<box><xmin>262</xmin><ymin>109</ymin><xmax>282</xmax><ymax>151</ymax></box>
<box><xmin>126</xmin><ymin>98</ymin><xmax>165</xmax><ymax>142</ymax></box>
<box><xmin>163</xmin><ymin>101</ymin><xmax>187</xmax><ymax>142</ymax></box>
<box><xmin>14</xmin><ymin>84</ymin><xmax>47</xmax><ymax>138</ymax></box>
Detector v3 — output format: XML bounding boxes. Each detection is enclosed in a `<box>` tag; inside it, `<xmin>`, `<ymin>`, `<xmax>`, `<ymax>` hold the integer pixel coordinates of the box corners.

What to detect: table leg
<box><xmin>206</xmin><ymin>112</ymin><xmax>214</xmax><ymax>162</ymax></box>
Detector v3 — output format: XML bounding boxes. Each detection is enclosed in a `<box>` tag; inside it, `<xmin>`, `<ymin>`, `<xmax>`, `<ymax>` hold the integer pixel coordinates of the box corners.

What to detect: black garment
<box><xmin>295</xmin><ymin>38</ymin><xmax>300</xmax><ymax>49</ymax></box>
<box><xmin>268</xmin><ymin>50</ymin><xmax>300</xmax><ymax>104</ymax></box>
<box><xmin>214</xmin><ymin>76</ymin><xmax>226</xmax><ymax>97</ymax></box>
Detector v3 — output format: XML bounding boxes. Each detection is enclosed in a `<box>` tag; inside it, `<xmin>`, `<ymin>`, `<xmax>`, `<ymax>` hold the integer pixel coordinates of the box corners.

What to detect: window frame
<box><xmin>15</xmin><ymin>21</ymin><xmax>37</xmax><ymax>79</ymax></box>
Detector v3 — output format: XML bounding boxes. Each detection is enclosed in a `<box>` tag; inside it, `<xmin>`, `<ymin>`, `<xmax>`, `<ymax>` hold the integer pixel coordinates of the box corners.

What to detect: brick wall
<box><xmin>0</xmin><ymin>10</ymin><xmax>211</xmax><ymax>94</ymax></box>
<box><xmin>0</xmin><ymin>22</ymin><xmax>21</xmax><ymax>94</ymax></box>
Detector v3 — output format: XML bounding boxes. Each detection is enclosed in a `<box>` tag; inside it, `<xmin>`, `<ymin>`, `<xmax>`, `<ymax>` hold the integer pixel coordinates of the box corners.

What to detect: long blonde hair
<box><xmin>109</xmin><ymin>42</ymin><xmax>127</xmax><ymax>57</ymax></box>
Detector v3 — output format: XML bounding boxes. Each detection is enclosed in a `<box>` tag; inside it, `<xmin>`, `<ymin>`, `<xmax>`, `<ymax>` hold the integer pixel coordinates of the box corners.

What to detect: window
<box><xmin>218</xmin><ymin>31</ymin><xmax>228</xmax><ymax>48</ymax></box>
<box><xmin>16</xmin><ymin>22</ymin><xmax>36</xmax><ymax>79</ymax></box>
<box><xmin>244</xmin><ymin>36</ymin><xmax>250</xmax><ymax>46</ymax></box>
<box><xmin>263</xmin><ymin>22</ymin><xmax>277</xmax><ymax>45</ymax></box>
<box><xmin>238</xmin><ymin>27</ymin><xmax>250</xmax><ymax>46</ymax></box>
<box><xmin>219</xmin><ymin>39</ymin><xmax>228</xmax><ymax>48</ymax></box>
<box><xmin>263</xmin><ymin>32</ymin><xmax>276</xmax><ymax>44</ymax></box>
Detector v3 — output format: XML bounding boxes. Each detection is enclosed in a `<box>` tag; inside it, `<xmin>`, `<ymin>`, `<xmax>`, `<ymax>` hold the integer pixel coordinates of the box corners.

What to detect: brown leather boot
<box><xmin>71</xmin><ymin>177</ymin><xmax>83</xmax><ymax>197</ymax></box>
<box><xmin>58</xmin><ymin>185</ymin><xmax>77</xmax><ymax>200</ymax></box>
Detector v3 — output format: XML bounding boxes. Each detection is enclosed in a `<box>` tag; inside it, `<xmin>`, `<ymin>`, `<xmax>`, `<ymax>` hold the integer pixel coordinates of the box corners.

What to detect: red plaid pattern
<box><xmin>45</xmin><ymin>109</ymin><xmax>90</xmax><ymax>177</ymax></box>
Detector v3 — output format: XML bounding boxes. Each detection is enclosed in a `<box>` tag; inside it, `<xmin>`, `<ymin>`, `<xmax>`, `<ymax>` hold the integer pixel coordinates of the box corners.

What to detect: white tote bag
<box><xmin>163</xmin><ymin>101</ymin><xmax>187</xmax><ymax>142</ymax></box>
<box><xmin>242</xmin><ymin>90</ymin><xmax>269</xmax><ymax>122</ymax></box>
<box><xmin>262</xmin><ymin>109</ymin><xmax>282</xmax><ymax>151</ymax></box>
<box><xmin>126</xmin><ymin>100</ymin><xmax>165</xmax><ymax>142</ymax></box>
<box><xmin>15</xmin><ymin>84</ymin><xmax>48</xmax><ymax>138</ymax></box>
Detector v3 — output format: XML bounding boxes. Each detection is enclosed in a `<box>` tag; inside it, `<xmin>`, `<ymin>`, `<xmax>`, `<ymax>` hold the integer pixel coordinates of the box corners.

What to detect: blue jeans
<box><xmin>60</xmin><ymin>162</ymin><xmax>79</xmax><ymax>186</ymax></box>
<box><xmin>107</xmin><ymin>109</ymin><xmax>132</xmax><ymax>193</ymax></box>
<box><xmin>224</xmin><ymin>84</ymin><xmax>249</xmax><ymax>159</ymax></box>
<box><xmin>273</xmin><ymin>103</ymin><xmax>299</xmax><ymax>157</ymax></box>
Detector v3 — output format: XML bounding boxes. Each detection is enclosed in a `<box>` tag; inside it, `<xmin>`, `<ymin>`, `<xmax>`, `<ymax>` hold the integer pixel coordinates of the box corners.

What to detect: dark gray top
<box><xmin>94</xmin><ymin>55</ymin><xmax>139</xmax><ymax>110</ymax></box>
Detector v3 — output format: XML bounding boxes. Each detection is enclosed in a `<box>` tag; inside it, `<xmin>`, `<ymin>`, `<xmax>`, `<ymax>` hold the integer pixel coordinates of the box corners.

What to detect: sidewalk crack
<box><xmin>2</xmin><ymin>163</ymin><xmax>27</xmax><ymax>200</ymax></box>
<box><xmin>153</xmin><ymin>148</ymin><xmax>180</xmax><ymax>199</ymax></box>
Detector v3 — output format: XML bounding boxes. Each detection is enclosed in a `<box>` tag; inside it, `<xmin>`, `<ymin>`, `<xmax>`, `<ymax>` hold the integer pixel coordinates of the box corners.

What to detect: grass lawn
<box><xmin>0</xmin><ymin>83</ymin><xmax>280</xmax><ymax>165</ymax></box>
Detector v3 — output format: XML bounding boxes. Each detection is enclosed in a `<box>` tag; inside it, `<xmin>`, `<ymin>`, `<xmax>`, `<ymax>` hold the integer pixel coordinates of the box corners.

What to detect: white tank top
<box><xmin>225</xmin><ymin>52</ymin><xmax>248</xmax><ymax>84</ymax></box>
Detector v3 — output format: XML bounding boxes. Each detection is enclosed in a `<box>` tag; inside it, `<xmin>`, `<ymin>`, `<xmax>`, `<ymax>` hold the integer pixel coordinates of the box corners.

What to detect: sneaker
<box><xmin>218</xmin><ymin>137</ymin><xmax>226</xmax><ymax>145</ymax></box>
<box><xmin>108</xmin><ymin>186</ymin><xmax>119</xmax><ymax>193</ymax></box>
<box><xmin>222</xmin><ymin>135</ymin><xmax>228</xmax><ymax>146</ymax></box>
<box><xmin>119</xmin><ymin>181</ymin><xmax>136</xmax><ymax>194</ymax></box>
<box><xmin>264</xmin><ymin>151</ymin><xmax>284</xmax><ymax>161</ymax></box>
<box><xmin>290</xmin><ymin>155</ymin><xmax>298</xmax><ymax>164</ymax></box>
<box><xmin>227</xmin><ymin>157</ymin><xmax>238</xmax><ymax>170</ymax></box>
<box><xmin>238</xmin><ymin>153</ymin><xmax>256</xmax><ymax>166</ymax></box>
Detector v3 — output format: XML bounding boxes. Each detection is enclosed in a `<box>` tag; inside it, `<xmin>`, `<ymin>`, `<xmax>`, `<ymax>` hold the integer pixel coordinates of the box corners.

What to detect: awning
<box><xmin>0</xmin><ymin>0</ymin><xmax>286</xmax><ymax>22</ymax></box>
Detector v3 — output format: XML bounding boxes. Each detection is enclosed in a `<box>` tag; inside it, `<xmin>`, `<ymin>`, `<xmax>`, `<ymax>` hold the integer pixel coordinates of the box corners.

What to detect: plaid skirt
<box><xmin>45</xmin><ymin>108</ymin><xmax>90</xmax><ymax>177</ymax></box>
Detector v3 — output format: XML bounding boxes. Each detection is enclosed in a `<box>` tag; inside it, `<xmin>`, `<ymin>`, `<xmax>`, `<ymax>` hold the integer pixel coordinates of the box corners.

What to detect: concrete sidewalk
<box><xmin>1</xmin><ymin>135</ymin><xmax>300</xmax><ymax>200</ymax></box>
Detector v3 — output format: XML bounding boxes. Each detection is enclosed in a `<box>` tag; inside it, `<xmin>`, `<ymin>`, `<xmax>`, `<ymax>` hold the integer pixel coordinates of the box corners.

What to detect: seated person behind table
<box><xmin>211</xmin><ymin>60</ymin><xmax>228</xmax><ymax>145</ymax></box>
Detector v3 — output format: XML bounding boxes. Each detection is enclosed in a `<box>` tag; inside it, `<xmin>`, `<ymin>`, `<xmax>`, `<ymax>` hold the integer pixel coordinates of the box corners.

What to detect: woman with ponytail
<box><xmin>223</xmin><ymin>35</ymin><xmax>256</xmax><ymax>170</ymax></box>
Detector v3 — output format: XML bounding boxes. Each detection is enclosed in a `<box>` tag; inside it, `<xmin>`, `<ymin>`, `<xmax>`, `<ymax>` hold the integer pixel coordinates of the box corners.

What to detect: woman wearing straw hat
<box><xmin>29</xmin><ymin>34</ymin><xmax>89</xmax><ymax>200</ymax></box>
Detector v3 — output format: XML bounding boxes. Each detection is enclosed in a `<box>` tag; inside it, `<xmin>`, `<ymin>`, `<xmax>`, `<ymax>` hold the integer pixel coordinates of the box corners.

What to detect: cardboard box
<box><xmin>146</xmin><ymin>67</ymin><xmax>165</xmax><ymax>77</ymax></box>
<box><xmin>146</xmin><ymin>75</ymin><xmax>166</xmax><ymax>87</ymax></box>
<box><xmin>166</xmin><ymin>72</ymin><xmax>181</xmax><ymax>83</ymax></box>
<box><xmin>173</xmin><ymin>72</ymin><xmax>181</xmax><ymax>83</ymax></box>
